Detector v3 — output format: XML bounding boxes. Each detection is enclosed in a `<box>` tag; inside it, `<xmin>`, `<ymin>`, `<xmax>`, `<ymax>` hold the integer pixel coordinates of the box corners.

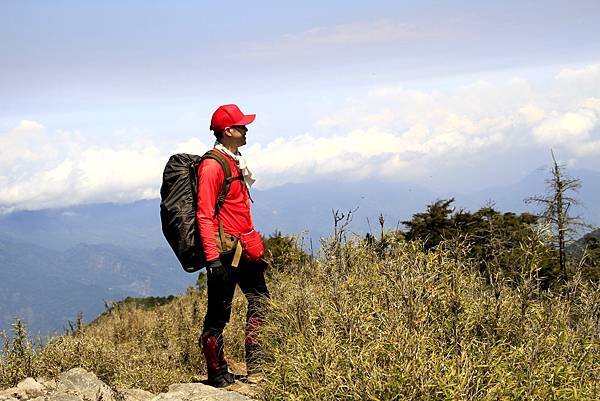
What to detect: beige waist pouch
<box><xmin>215</xmin><ymin>231</ymin><xmax>238</xmax><ymax>254</ymax></box>
<box><xmin>214</xmin><ymin>223</ymin><xmax>243</xmax><ymax>268</ymax></box>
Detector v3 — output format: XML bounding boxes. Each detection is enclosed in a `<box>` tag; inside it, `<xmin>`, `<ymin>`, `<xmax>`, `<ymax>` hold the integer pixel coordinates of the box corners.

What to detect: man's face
<box><xmin>228</xmin><ymin>125</ymin><xmax>248</xmax><ymax>147</ymax></box>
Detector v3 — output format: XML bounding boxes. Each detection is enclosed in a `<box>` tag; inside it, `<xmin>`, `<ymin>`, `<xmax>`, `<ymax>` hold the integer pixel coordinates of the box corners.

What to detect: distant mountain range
<box><xmin>0</xmin><ymin>238</ymin><xmax>188</xmax><ymax>338</ymax></box>
<box><xmin>0</xmin><ymin>201</ymin><xmax>164</xmax><ymax>251</ymax></box>
<box><xmin>1</xmin><ymin>166</ymin><xmax>599</xmax><ymax>337</ymax></box>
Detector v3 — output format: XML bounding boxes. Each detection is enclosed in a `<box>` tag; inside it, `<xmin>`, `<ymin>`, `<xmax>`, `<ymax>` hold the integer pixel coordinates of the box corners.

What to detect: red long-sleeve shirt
<box><xmin>196</xmin><ymin>149</ymin><xmax>254</xmax><ymax>261</ymax></box>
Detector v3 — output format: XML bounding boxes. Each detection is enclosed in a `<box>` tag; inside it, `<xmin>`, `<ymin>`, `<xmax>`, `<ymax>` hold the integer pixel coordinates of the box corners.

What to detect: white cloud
<box><xmin>246</xmin><ymin>118</ymin><xmax>507</xmax><ymax>189</ymax></box>
<box><xmin>248</xmin><ymin>65</ymin><xmax>600</xmax><ymax>189</ymax></box>
<box><xmin>0</xmin><ymin>121</ymin><xmax>209</xmax><ymax>212</ymax></box>
<box><xmin>520</xmin><ymin>104</ymin><xmax>546</xmax><ymax>124</ymax></box>
<box><xmin>555</xmin><ymin>63</ymin><xmax>600</xmax><ymax>98</ymax></box>
<box><xmin>172</xmin><ymin>138</ymin><xmax>210</xmax><ymax>155</ymax></box>
<box><xmin>557</xmin><ymin>64</ymin><xmax>600</xmax><ymax>81</ymax></box>
<box><xmin>0</xmin><ymin>120</ymin><xmax>55</xmax><ymax>164</ymax></box>
<box><xmin>2</xmin><ymin>63</ymin><xmax>600</xmax><ymax>211</ymax></box>
<box><xmin>17</xmin><ymin>120</ymin><xmax>44</xmax><ymax>130</ymax></box>
<box><xmin>532</xmin><ymin>97</ymin><xmax>600</xmax><ymax>157</ymax></box>
<box><xmin>583</xmin><ymin>97</ymin><xmax>600</xmax><ymax>112</ymax></box>
<box><xmin>533</xmin><ymin>109</ymin><xmax>597</xmax><ymax>144</ymax></box>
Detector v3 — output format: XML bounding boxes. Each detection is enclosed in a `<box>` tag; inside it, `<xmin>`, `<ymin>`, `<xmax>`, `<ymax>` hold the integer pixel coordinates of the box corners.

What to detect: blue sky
<box><xmin>1</xmin><ymin>1</ymin><xmax>600</xmax><ymax>212</ymax></box>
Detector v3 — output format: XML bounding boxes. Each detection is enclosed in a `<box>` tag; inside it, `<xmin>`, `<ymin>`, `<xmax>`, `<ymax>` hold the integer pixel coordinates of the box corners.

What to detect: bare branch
<box><xmin>524</xmin><ymin>149</ymin><xmax>589</xmax><ymax>280</ymax></box>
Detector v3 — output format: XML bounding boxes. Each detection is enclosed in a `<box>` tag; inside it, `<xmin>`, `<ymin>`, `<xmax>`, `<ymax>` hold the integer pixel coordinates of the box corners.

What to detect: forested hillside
<box><xmin>0</xmin><ymin>239</ymin><xmax>187</xmax><ymax>336</ymax></box>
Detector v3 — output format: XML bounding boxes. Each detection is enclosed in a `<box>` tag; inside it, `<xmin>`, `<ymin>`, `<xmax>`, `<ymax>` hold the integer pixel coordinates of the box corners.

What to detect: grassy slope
<box><xmin>1</xmin><ymin>238</ymin><xmax>599</xmax><ymax>400</ymax></box>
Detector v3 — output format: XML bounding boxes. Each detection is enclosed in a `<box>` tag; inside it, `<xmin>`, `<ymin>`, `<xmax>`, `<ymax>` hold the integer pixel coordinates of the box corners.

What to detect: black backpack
<box><xmin>160</xmin><ymin>150</ymin><xmax>238</xmax><ymax>272</ymax></box>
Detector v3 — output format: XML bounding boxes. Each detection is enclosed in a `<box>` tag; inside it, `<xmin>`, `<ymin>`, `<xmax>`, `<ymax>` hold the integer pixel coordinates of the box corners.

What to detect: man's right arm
<box><xmin>197</xmin><ymin>159</ymin><xmax>224</xmax><ymax>262</ymax></box>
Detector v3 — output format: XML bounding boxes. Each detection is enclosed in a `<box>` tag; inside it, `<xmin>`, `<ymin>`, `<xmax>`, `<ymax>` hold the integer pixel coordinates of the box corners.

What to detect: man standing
<box><xmin>197</xmin><ymin>104</ymin><xmax>270</xmax><ymax>388</ymax></box>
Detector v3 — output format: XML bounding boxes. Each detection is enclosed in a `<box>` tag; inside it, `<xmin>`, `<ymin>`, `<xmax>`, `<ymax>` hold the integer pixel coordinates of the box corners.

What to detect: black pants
<box><xmin>202</xmin><ymin>254</ymin><xmax>270</xmax><ymax>336</ymax></box>
<box><xmin>201</xmin><ymin>253</ymin><xmax>270</xmax><ymax>375</ymax></box>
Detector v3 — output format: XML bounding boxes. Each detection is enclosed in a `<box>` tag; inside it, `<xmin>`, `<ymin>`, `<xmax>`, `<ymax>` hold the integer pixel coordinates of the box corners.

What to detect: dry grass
<box><xmin>0</xmin><ymin>287</ymin><xmax>249</xmax><ymax>393</ymax></box>
<box><xmin>257</xmin><ymin>238</ymin><xmax>600</xmax><ymax>400</ymax></box>
<box><xmin>1</xmin><ymin>236</ymin><xmax>599</xmax><ymax>400</ymax></box>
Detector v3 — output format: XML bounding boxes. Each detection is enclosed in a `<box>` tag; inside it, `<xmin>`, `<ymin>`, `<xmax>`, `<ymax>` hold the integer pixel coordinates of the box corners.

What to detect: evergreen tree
<box><xmin>403</xmin><ymin>198</ymin><xmax>455</xmax><ymax>250</ymax></box>
<box><xmin>263</xmin><ymin>230</ymin><xmax>309</xmax><ymax>272</ymax></box>
<box><xmin>402</xmin><ymin>200</ymin><xmax>556</xmax><ymax>285</ymax></box>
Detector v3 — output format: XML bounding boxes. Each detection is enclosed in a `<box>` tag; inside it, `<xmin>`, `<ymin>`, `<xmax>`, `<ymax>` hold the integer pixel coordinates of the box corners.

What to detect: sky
<box><xmin>1</xmin><ymin>0</ymin><xmax>600</xmax><ymax>213</ymax></box>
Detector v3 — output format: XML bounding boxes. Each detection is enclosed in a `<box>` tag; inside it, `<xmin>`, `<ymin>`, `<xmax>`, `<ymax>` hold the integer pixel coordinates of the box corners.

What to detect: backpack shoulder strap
<box><xmin>200</xmin><ymin>149</ymin><xmax>242</xmax><ymax>217</ymax></box>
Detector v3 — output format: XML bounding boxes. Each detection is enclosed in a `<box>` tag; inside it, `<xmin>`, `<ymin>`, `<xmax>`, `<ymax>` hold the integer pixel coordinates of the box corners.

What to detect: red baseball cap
<box><xmin>210</xmin><ymin>104</ymin><xmax>256</xmax><ymax>132</ymax></box>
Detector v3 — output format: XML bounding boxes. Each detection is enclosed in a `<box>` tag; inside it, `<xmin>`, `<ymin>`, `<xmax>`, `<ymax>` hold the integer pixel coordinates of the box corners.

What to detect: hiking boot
<box><xmin>202</xmin><ymin>332</ymin><xmax>237</xmax><ymax>387</ymax></box>
<box><xmin>206</xmin><ymin>370</ymin><xmax>236</xmax><ymax>388</ymax></box>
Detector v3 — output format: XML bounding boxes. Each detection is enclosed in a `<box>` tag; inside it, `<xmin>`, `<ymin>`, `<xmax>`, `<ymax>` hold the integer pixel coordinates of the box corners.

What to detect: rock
<box><xmin>223</xmin><ymin>382</ymin><xmax>257</xmax><ymax>399</ymax></box>
<box><xmin>167</xmin><ymin>383</ymin><xmax>224</xmax><ymax>395</ymax></box>
<box><xmin>0</xmin><ymin>387</ymin><xmax>15</xmax><ymax>396</ymax></box>
<box><xmin>17</xmin><ymin>377</ymin><xmax>46</xmax><ymax>398</ymax></box>
<box><xmin>151</xmin><ymin>383</ymin><xmax>255</xmax><ymax>401</ymax></box>
<box><xmin>56</xmin><ymin>368</ymin><xmax>115</xmax><ymax>401</ymax></box>
<box><xmin>117</xmin><ymin>388</ymin><xmax>155</xmax><ymax>401</ymax></box>
<box><xmin>36</xmin><ymin>377</ymin><xmax>58</xmax><ymax>393</ymax></box>
<box><xmin>0</xmin><ymin>386</ymin><xmax>24</xmax><ymax>400</ymax></box>
<box><xmin>1</xmin><ymin>377</ymin><xmax>58</xmax><ymax>401</ymax></box>
<box><xmin>46</xmin><ymin>394</ymin><xmax>84</xmax><ymax>401</ymax></box>
<box><xmin>1</xmin><ymin>368</ymin><xmax>256</xmax><ymax>401</ymax></box>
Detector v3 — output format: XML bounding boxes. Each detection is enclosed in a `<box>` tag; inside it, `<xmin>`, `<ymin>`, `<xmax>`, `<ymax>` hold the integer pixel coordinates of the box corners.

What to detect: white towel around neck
<box><xmin>214</xmin><ymin>141</ymin><xmax>256</xmax><ymax>188</ymax></box>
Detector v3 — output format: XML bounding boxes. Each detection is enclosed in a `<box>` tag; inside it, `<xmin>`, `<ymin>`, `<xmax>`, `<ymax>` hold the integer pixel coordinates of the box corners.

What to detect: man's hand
<box><xmin>257</xmin><ymin>258</ymin><xmax>269</xmax><ymax>271</ymax></box>
<box><xmin>206</xmin><ymin>259</ymin><xmax>228</xmax><ymax>284</ymax></box>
